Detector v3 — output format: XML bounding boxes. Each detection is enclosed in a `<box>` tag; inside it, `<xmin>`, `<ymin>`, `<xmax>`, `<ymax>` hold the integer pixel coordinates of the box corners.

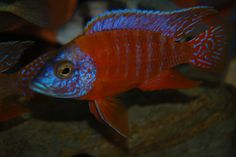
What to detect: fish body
<box><xmin>20</xmin><ymin>6</ymin><xmax>231</xmax><ymax>137</ymax></box>
<box><xmin>72</xmin><ymin>30</ymin><xmax>192</xmax><ymax>99</ymax></box>
<box><xmin>0</xmin><ymin>0</ymin><xmax>77</xmax><ymax>30</ymax></box>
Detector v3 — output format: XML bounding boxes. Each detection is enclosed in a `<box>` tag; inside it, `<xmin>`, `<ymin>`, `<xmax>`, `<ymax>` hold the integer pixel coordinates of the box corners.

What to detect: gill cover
<box><xmin>30</xmin><ymin>45</ymin><xmax>96</xmax><ymax>98</ymax></box>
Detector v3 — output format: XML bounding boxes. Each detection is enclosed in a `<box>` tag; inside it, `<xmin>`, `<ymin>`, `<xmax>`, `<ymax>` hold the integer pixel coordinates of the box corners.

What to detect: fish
<box><xmin>0</xmin><ymin>41</ymin><xmax>34</xmax><ymax>73</ymax></box>
<box><xmin>0</xmin><ymin>0</ymin><xmax>77</xmax><ymax>121</ymax></box>
<box><xmin>0</xmin><ymin>0</ymin><xmax>77</xmax><ymax>72</ymax></box>
<box><xmin>0</xmin><ymin>0</ymin><xmax>77</xmax><ymax>62</ymax></box>
<box><xmin>0</xmin><ymin>45</ymin><xmax>57</xmax><ymax>122</ymax></box>
<box><xmin>19</xmin><ymin>6</ymin><xmax>231</xmax><ymax>137</ymax></box>
<box><xmin>0</xmin><ymin>0</ymin><xmax>77</xmax><ymax>30</ymax></box>
<box><xmin>18</xmin><ymin>50</ymin><xmax>57</xmax><ymax>97</ymax></box>
<box><xmin>0</xmin><ymin>49</ymin><xmax>56</xmax><ymax>122</ymax></box>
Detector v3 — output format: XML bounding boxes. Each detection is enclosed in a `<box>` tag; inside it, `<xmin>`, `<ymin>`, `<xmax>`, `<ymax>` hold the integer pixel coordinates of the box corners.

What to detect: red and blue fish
<box><xmin>0</xmin><ymin>0</ymin><xmax>78</xmax><ymax>73</ymax></box>
<box><xmin>17</xmin><ymin>6</ymin><xmax>232</xmax><ymax>137</ymax></box>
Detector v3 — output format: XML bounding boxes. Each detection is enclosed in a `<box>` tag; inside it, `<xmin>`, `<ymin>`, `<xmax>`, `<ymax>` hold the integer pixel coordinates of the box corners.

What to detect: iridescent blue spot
<box><xmin>85</xmin><ymin>6</ymin><xmax>214</xmax><ymax>39</ymax></box>
<box><xmin>30</xmin><ymin>45</ymin><xmax>96</xmax><ymax>98</ymax></box>
<box><xmin>190</xmin><ymin>59</ymin><xmax>196</xmax><ymax>64</ymax></box>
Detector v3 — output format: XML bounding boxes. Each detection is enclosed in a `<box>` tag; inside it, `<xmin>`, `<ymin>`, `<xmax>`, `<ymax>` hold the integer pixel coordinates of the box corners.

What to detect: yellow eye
<box><xmin>55</xmin><ymin>61</ymin><xmax>74</xmax><ymax>79</ymax></box>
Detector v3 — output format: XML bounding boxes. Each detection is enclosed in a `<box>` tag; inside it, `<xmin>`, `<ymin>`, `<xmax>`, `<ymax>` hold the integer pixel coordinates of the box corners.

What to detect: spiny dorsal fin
<box><xmin>84</xmin><ymin>6</ymin><xmax>218</xmax><ymax>39</ymax></box>
<box><xmin>0</xmin><ymin>41</ymin><xmax>34</xmax><ymax>73</ymax></box>
<box><xmin>5</xmin><ymin>0</ymin><xmax>50</xmax><ymax>27</ymax></box>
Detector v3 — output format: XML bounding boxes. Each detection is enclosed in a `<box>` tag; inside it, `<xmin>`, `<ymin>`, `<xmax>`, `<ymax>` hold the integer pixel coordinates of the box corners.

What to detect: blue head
<box><xmin>30</xmin><ymin>45</ymin><xmax>96</xmax><ymax>98</ymax></box>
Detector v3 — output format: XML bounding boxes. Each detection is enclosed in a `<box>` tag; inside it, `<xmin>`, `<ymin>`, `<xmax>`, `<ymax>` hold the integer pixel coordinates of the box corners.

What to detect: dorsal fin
<box><xmin>84</xmin><ymin>6</ymin><xmax>218</xmax><ymax>40</ymax></box>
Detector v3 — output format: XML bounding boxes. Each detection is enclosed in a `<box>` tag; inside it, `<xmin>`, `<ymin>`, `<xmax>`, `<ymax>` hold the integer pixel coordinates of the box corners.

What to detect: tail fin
<box><xmin>189</xmin><ymin>17</ymin><xmax>233</xmax><ymax>71</ymax></box>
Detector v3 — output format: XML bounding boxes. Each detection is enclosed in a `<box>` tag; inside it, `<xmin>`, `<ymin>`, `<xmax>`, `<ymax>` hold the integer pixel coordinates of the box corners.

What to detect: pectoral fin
<box><xmin>89</xmin><ymin>98</ymin><xmax>128</xmax><ymax>137</ymax></box>
<box><xmin>139</xmin><ymin>69</ymin><xmax>200</xmax><ymax>91</ymax></box>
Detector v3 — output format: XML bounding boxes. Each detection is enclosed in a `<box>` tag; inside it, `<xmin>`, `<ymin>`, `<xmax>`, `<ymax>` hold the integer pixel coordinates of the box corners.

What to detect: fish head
<box><xmin>30</xmin><ymin>45</ymin><xmax>96</xmax><ymax>98</ymax></box>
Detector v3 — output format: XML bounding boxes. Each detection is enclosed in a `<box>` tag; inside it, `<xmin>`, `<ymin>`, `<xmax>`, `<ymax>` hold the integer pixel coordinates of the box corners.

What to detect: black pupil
<box><xmin>62</xmin><ymin>67</ymin><xmax>70</xmax><ymax>75</ymax></box>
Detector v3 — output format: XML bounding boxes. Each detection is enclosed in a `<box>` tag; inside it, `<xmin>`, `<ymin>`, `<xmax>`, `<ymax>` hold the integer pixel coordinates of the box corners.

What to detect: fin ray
<box><xmin>189</xmin><ymin>22</ymin><xmax>232</xmax><ymax>70</ymax></box>
<box><xmin>139</xmin><ymin>69</ymin><xmax>200</xmax><ymax>91</ymax></box>
<box><xmin>89</xmin><ymin>98</ymin><xmax>128</xmax><ymax>137</ymax></box>
<box><xmin>85</xmin><ymin>6</ymin><xmax>218</xmax><ymax>40</ymax></box>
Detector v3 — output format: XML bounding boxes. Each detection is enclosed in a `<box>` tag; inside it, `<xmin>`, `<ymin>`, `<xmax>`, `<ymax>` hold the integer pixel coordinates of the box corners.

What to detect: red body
<box><xmin>72</xmin><ymin>30</ymin><xmax>192</xmax><ymax>99</ymax></box>
<box><xmin>10</xmin><ymin>7</ymin><xmax>232</xmax><ymax>137</ymax></box>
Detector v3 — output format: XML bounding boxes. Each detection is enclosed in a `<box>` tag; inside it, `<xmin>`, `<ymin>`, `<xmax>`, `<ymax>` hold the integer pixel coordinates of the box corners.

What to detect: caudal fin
<box><xmin>189</xmin><ymin>24</ymin><xmax>231</xmax><ymax>70</ymax></box>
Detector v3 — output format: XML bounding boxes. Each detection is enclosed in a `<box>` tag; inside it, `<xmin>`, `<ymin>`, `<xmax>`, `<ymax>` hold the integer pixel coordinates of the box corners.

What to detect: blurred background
<box><xmin>0</xmin><ymin>0</ymin><xmax>235</xmax><ymax>157</ymax></box>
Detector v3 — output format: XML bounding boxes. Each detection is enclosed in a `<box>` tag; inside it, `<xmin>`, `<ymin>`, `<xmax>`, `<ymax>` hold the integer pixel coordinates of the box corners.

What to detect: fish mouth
<box><xmin>30</xmin><ymin>81</ymin><xmax>50</xmax><ymax>96</ymax></box>
<box><xmin>30</xmin><ymin>81</ymin><xmax>76</xmax><ymax>98</ymax></box>
<box><xmin>30</xmin><ymin>81</ymin><xmax>59</xmax><ymax>97</ymax></box>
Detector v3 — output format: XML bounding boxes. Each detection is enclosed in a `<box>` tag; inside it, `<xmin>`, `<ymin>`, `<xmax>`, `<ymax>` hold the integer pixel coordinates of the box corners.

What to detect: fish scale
<box><xmin>73</xmin><ymin>29</ymin><xmax>190</xmax><ymax>98</ymax></box>
<box><xmin>85</xmin><ymin>6</ymin><xmax>217</xmax><ymax>39</ymax></box>
<box><xmin>24</xmin><ymin>7</ymin><xmax>231</xmax><ymax>137</ymax></box>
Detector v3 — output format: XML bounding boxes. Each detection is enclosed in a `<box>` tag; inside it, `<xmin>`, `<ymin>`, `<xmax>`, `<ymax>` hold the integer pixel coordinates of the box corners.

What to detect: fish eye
<box><xmin>55</xmin><ymin>61</ymin><xmax>74</xmax><ymax>79</ymax></box>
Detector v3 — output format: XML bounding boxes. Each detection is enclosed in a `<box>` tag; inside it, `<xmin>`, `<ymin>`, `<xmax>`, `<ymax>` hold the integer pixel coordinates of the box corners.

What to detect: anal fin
<box><xmin>139</xmin><ymin>69</ymin><xmax>200</xmax><ymax>91</ymax></box>
<box><xmin>89</xmin><ymin>98</ymin><xmax>128</xmax><ymax>137</ymax></box>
